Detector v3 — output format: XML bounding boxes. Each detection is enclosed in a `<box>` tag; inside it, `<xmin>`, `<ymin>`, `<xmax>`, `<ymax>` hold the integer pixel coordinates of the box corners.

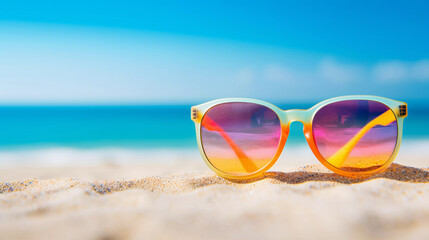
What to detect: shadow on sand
<box><xmin>227</xmin><ymin>164</ymin><xmax>429</xmax><ymax>184</ymax></box>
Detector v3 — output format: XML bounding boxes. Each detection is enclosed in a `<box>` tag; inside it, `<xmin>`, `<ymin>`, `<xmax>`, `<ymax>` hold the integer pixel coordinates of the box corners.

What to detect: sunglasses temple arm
<box><xmin>327</xmin><ymin>110</ymin><xmax>396</xmax><ymax>168</ymax></box>
<box><xmin>201</xmin><ymin>116</ymin><xmax>259</xmax><ymax>172</ymax></box>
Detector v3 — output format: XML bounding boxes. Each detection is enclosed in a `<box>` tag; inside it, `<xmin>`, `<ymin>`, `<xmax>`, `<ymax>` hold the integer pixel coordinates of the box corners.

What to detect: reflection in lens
<box><xmin>201</xmin><ymin>102</ymin><xmax>281</xmax><ymax>175</ymax></box>
<box><xmin>312</xmin><ymin>100</ymin><xmax>398</xmax><ymax>172</ymax></box>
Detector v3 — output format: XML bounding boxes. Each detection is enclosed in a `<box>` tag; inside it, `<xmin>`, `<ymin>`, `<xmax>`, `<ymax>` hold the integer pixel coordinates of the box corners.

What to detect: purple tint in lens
<box><xmin>201</xmin><ymin>102</ymin><xmax>281</xmax><ymax>175</ymax></box>
<box><xmin>312</xmin><ymin>100</ymin><xmax>398</xmax><ymax>171</ymax></box>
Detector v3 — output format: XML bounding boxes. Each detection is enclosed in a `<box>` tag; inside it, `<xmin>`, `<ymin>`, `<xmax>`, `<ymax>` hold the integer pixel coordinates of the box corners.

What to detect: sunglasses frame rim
<box><xmin>191</xmin><ymin>95</ymin><xmax>407</xmax><ymax>180</ymax></box>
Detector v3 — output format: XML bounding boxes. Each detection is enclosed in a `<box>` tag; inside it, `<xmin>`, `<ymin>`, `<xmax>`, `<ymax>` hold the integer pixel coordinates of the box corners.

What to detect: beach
<box><xmin>2</xmin><ymin>2</ymin><xmax>428</xmax><ymax>239</ymax></box>
<box><xmin>0</xmin><ymin>141</ymin><xmax>429</xmax><ymax>240</ymax></box>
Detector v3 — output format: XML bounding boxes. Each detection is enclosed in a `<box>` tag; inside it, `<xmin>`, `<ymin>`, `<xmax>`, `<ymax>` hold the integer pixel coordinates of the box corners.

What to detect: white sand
<box><xmin>0</xmin><ymin>142</ymin><xmax>429</xmax><ymax>240</ymax></box>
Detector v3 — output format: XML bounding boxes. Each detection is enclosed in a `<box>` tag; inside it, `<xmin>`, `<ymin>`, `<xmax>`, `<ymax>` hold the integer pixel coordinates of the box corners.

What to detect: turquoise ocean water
<box><xmin>0</xmin><ymin>103</ymin><xmax>427</xmax><ymax>150</ymax></box>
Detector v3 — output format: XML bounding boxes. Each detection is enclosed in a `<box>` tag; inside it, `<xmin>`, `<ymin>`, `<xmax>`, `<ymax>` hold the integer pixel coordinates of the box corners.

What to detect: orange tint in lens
<box><xmin>312</xmin><ymin>100</ymin><xmax>398</xmax><ymax>172</ymax></box>
<box><xmin>201</xmin><ymin>102</ymin><xmax>281</xmax><ymax>175</ymax></box>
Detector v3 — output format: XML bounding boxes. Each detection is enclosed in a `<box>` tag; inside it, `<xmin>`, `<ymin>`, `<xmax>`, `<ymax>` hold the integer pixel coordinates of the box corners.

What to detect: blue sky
<box><xmin>1</xmin><ymin>1</ymin><xmax>428</xmax><ymax>104</ymax></box>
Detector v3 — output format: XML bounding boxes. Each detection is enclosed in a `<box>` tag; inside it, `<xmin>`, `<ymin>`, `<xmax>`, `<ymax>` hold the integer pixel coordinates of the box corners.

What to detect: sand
<box><xmin>1</xmin><ymin>144</ymin><xmax>429</xmax><ymax>240</ymax></box>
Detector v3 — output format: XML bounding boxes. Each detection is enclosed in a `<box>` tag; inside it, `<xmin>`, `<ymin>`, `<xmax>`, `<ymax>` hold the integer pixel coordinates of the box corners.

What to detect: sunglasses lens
<box><xmin>201</xmin><ymin>102</ymin><xmax>281</xmax><ymax>175</ymax></box>
<box><xmin>312</xmin><ymin>100</ymin><xmax>398</xmax><ymax>172</ymax></box>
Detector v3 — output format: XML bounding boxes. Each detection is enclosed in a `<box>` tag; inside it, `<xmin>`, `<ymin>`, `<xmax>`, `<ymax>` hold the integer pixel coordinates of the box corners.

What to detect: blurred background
<box><xmin>0</xmin><ymin>1</ymin><xmax>428</xmax><ymax>166</ymax></box>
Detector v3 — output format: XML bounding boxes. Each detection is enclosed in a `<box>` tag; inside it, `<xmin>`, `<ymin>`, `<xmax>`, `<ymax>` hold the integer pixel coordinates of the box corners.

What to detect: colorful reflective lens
<box><xmin>312</xmin><ymin>100</ymin><xmax>398</xmax><ymax>172</ymax></box>
<box><xmin>201</xmin><ymin>102</ymin><xmax>281</xmax><ymax>175</ymax></box>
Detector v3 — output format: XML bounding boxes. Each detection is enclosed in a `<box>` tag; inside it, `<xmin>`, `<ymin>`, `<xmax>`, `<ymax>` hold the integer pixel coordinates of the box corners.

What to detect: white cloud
<box><xmin>373</xmin><ymin>60</ymin><xmax>429</xmax><ymax>82</ymax></box>
<box><xmin>411</xmin><ymin>60</ymin><xmax>429</xmax><ymax>80</ymax></box>
<box><xmin>264</xmin><ymin>64</ymin><xmax>296</xmax><ymax>82</ymax></box>
<box><xmin>373</xmin><ymin>61</ymin><xmax>409</xmax><ymax>82</ymax></box>
<box><xmin>235</xmin><ymin>68</ymin><xmax>255</xmax><ymax>86</ymax></box>
<box><xmin>318</xmin><ymin>58</ymin><xmax>365</xmax><ymax>83</ymax></box>
<box><xmin>234</xmin><ymin>58</ymin><xmax>429</xmax><ymax>92</ymax></box>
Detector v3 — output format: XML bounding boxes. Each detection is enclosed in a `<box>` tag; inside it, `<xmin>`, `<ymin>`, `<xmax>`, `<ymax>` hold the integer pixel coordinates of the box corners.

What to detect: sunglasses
<box><xmin>191</xmin><ymin>96</ymin><xmax>407</xmax><ymax>179</ymax></box>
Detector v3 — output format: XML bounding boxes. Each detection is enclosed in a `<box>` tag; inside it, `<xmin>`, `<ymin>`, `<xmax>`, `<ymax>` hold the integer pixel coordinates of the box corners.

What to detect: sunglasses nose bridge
<box><xmin>282</xmin><ymin>109</ymin><xmax>312</xmax><ymax>143</ymax></box>
<box><xmin>283</xmin><ymin>109</ymin><xmax>308</xmax><ymax>124</ymax></box>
